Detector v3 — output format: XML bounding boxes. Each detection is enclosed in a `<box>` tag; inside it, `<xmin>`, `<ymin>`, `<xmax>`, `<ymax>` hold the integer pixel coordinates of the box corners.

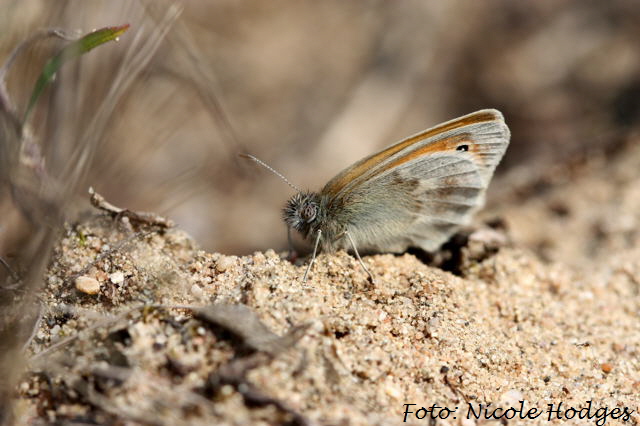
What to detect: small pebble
<box><xmin>75</xmin><ymin>276</ymin><xmax>100</xmax><ymax>295</ymax></box>
<box><xmin>600</xmin><ymin>363</ymin><xmax>613</xmax><ymax>373</ymax></box>
<box><xmin>253</xmin><ymin>252</ymin><xmax>266</xmax><ymax>265</ymax></box>
<box><xmin>501</xmin><ymin>389</ymin><xmax>524</xmax><ymax>405</ymax></box>
<box><xmin>383</xmin><ymin>381</ymin><xmax>402</xmax><ymax>399</ymax></box>
<box><xmin>95</xmin><ymin>270</ymin><xmax>109</xmax><ymax>282</ymax></box>
<box><xmin>265</xmin><ymin>249</ymin><xmax>277</xmax><ymax>259</ymax></box>
<box><xmin>215</xmin><ymin>256</ymin><xmax>234</xmax><ymax>273</ymax></box>
<box><xmin>220</xmin><ymin>384</ymin><xmax>234</xmax><ymax>397</ymax></box>
<box><xmin>110</xmin><ymin>271</ymin><xmax>125</xmax><ymax>284</ymax></box>
<box><xmin>191</xmin><ymin>284</ymin><xmax>203</xmax><ymax>298</ymax></box>
<box><xmin>428</xmin><ymin>316</ymin><xmax>440</xmax><ymax>328</ymax></box>
<box><xmin>611</xmin><ymin>343</ymin><xmax>624</xmax><ymax>353</ymax></box>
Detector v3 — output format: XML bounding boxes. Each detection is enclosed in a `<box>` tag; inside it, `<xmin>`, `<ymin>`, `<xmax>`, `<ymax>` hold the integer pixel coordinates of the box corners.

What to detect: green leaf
<box><xmin>23</xmin><ymin>24</ymin><xmax>130</xmax><ymax>123</ymax></box>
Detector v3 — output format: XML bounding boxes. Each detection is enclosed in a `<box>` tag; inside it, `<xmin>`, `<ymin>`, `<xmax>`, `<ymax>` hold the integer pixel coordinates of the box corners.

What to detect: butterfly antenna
<box><xmin>239</xmin><ymin>154</ymin><xmax>301</xmax><ymax>193</ymax></box>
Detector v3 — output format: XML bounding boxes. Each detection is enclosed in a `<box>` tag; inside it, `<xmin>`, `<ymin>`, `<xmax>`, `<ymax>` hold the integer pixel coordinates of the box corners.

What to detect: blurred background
<box><xmin>2</xmin><ymin>0</ymin><xmax>640</xmax><ymax>256</ymax></box>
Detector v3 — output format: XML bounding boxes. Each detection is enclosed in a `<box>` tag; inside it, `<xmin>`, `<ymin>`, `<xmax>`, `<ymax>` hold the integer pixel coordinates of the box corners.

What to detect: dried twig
<box><xmin>30</xmin><ymin>301</ymin><xmax>313</xmax><ymax>424</ymax></box>
<box><xmin>21</xmin><ymin>303</ymin><xmax>43</xmax><ymax>353</ymax></box>
<box><xmin>0</xmin><ymin>257</ymin><xmax>19</xmax><ymax>283</ymax></box>
<box><xmin>29</xmin><ymin>303</ymin><xmax>191</xmax><ymax>362</ymax></box>
<box><xmin>194</xmin><ymin>303</ymin><xmax>310</xmax><ymax>356</ymax></box>
<box><xmin>206</xmin><ymin>353</ymin><xmax>312</xmax><ymax>426</ymax></box>
<box><xmin>29</xmin><ymin>304</ymin><xmax>140</xmax><ymax>362</ymax></box>
<box><xmin>89</xmin><ymin>187</ymin><xmax>174</xmax><ymax>228</ymax></box>
<box><xmin>196</xmin><ymin>303</ymin><xmax>312</xmax><ymax>425</ymax></box>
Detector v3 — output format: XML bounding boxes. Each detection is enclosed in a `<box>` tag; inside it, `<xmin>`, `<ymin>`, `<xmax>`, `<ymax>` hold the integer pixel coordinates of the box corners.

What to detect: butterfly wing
<box><xmin>320</xmin><ymin>109</ymin><xmax>510</xmax><ymax>252</ymax></box>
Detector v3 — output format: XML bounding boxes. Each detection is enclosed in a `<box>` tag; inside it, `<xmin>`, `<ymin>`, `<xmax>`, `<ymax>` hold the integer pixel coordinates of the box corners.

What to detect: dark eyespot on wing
<box><xmin>456</xmin><ymin>144</ymin><xmax>469</xmax><ymax>151</ymax></box>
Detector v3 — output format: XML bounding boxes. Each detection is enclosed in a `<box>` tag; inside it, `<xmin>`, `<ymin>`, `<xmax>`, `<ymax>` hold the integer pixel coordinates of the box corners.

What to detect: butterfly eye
<box><xmin>301</xmin><ymin>203</ymin><xmax>317</xmax><ymax>223</ymax></box>
<box><xmin>456</xmin><ymin>144</ymin><xmax>469</xmax><ymax>152</ymax></box>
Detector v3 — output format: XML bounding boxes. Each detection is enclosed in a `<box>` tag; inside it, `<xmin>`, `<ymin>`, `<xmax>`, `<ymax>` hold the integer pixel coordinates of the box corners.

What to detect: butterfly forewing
<box><xmin>322</xmin><ymin>109</ymin><xmax>506</xmax><ymax>198</ymax></box>
<box><xmin>320</xmin><ymin>109</ymin><xmax>510</xmax><ymax>253</ymax></box>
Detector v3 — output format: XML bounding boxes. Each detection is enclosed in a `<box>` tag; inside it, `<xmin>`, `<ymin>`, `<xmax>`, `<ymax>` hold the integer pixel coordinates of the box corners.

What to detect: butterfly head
<box><xmin>283</xmin><ymin>191</ymin><xmax>322</xmax><ymax>236</ymax></box>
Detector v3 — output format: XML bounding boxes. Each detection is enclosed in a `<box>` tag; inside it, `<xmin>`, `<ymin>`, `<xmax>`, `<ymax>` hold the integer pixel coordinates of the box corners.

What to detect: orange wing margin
<box><xmin>321</xmin><ymin>110</ymin><xmax>499</xmax><ymax>196</ymax></box>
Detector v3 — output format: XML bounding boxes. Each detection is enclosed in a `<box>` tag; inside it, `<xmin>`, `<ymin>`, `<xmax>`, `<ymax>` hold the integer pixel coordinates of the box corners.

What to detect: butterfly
<box><xmin>243</xmin><ymin>109</ymin><xmax>510</xmax><ymax>282</ymax></box>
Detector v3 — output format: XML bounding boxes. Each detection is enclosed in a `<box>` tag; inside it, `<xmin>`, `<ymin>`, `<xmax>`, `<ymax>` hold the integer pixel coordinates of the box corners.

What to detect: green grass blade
<box><xmin>23</xmin><ymin>24</ymin><xmax>130</xmax><ymax>123</ymax></box>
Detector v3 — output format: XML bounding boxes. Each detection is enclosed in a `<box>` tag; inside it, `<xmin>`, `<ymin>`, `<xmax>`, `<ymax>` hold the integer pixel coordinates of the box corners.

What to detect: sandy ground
<box><xmin>12</xmin><ymin>137</ymin><xmax>640</xmax><ymax>425</ymax></box>
<box><xmin>2</xmin><ymin>3</ymin><xmax>640</xmax><ymax>425</ymax></box>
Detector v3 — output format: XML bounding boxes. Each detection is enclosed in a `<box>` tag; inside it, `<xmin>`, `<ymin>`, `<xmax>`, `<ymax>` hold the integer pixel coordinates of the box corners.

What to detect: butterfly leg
<box><xmin>286</xmin><ymin>226</ymin><xmax>298</xmax><ymax>262</ymax></box>
<box><xmin>302</xmin><ymin>229</ymin><xmax>321</xmax><ymax>283</ymax></box>
<box><xmin>287</xmin><ymin>226</ymin><xmax>293</xmax><ymax>251</ymax></box>
<box><xmin>344</xmin><ymin>231</ymin><xmax>375</xmax><ymax>284</ymax></box>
